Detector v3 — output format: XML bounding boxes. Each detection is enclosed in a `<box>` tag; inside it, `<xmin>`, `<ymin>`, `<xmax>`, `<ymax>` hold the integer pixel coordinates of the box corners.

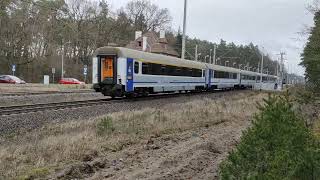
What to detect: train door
<box><xmin>101</xmin><ymin>56</ymin><xmax>116</xmax><ymax>84</ymax></box>
<box><xmin>126</xmin><ymin>58</ymin><xmax>134</xmax><ymax>92</ymax></box>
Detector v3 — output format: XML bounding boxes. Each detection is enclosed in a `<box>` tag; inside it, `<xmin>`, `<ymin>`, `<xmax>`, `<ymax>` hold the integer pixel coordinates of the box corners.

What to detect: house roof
<box><xmin>126</xmin><ymin>31</ymin><xmax>179</xmax><ymax>57</ymax></box>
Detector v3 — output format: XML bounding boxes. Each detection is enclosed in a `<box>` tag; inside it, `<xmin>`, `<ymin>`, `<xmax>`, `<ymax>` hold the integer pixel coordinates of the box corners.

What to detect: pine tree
<box><xmin>301</xmin><ymin>11</ymin><xmax>320</xmax><ymax>91</ymax></box>
<box><xmin>219</xmin><ymin>95</ymin><xmax>320</xmax><ymax>179</ymax></box>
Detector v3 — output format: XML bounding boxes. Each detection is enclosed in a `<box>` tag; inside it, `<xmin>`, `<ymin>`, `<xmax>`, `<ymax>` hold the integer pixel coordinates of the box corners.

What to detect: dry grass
<box><xmin>0</xmin><ymin>92</ymin><xmax>267</xmax><ymax>179</ymax></box>
<box><xmin>0</xmin><ymin>83</ymin><xmax>92</xmax><ymax>93</ymax></box>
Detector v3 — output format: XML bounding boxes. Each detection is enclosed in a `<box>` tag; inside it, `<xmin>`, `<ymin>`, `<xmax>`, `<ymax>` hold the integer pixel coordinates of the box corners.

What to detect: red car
<box><xmin>0</xmin><ymin>75</ymin><xmax>26</xmax><ymax>84</ymax></box>
<box><xmin>58</xmin><ymin>78</ymin><xmax>85</xmax><ymax>85</ymax></box>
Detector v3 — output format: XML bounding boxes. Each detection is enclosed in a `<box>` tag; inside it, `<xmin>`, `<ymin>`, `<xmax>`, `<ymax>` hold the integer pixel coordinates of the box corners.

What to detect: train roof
<box><xmin>94</xmin><ymin>47</ymin><xmax>278</xmax><ymax>78</ymax></box>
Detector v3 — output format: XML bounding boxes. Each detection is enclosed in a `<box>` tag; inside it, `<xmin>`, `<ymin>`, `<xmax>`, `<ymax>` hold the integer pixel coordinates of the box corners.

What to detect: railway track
<box><xmin>0</xmin><ymin>98</ymin><xmax>118</xmax><ymax>116</ymax></box>
<box><xmin>0</xmin><ymin>90</ymin><xmax>245</xmax><ymax>116</ymax></box>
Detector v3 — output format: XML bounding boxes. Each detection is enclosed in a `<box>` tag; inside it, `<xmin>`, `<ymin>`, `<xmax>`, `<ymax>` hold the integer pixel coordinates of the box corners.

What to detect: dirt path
<box><xmin>55</xmin><ymin>118</ymin><xmax>249</xmax><ymax>180</ymax></box>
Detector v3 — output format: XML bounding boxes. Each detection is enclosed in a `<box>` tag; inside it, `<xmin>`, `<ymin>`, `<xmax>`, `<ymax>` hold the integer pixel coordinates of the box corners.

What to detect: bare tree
<box><xmin>125</xmin><ymin>0</ymin><xmax>172</xmax><ymax>32</ymax></box>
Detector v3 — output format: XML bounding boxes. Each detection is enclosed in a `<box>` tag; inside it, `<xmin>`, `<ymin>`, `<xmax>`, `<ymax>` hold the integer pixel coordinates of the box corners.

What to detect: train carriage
<box><xmin>92</xmin><ymin>47</ymin><xmax>278</xmax><ymax>97</ymax></box>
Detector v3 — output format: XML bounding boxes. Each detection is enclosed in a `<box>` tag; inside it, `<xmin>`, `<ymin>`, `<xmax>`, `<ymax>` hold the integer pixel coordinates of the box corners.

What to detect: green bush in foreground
<box><xmin>97</xmin><ymin>116</ymin><xmax>115</xmax><ymax>135</ymax></box>
<box><xmin>219</xmin><ymin>95</ymin><xmax>320</xmax><ymax>180</ymax></box>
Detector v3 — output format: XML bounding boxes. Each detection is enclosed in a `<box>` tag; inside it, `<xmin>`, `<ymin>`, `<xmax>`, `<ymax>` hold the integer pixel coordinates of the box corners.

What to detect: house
<box><xmin>126</xmin><ymin>31</ymin><xmax>179</xmax><ymax>57</ymax></box>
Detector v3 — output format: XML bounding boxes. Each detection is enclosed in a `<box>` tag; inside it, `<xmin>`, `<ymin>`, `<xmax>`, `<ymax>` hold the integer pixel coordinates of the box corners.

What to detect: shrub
<box><xmin>96</xmin><ymin>116</ymin><xmax>115</xmax><ymax>135</ymax></box>
<box><xmin>219</xmin><ymin>94</ymin><xmax>320</xmax><ymax>179</ymax></box>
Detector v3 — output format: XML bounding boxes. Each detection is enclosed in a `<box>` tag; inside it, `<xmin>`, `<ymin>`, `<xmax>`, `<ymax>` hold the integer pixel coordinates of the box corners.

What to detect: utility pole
<box><xmin>62</xmin><ymin>46</ymin><xmax>64</xmax><ymax>79</ymax></box>
<box><xmin>276</xmin><ymin>59</ymin><xmax>279</xmax><ymax>77</ymax></box>
<box><xmin>181</xmin><ymin>0</ymin><xmax>187</xmax><ymax>60</ymax></box>
<box><xmin>287</xmin><ymin>62</ymin><xmax>290</xmax><ymax>85</ymax></box>
<box><xmin>260</xmin><ymin>48</ymin><xmax>264</xmax><ymax>85</ymax></box>
<box><xmin>213</xmin><ymin>44</ymin><xmax>216</xmax><ymax>64</ymax></box>
<box><xmin>209</xmin><ymin>49</ymin><xmax>212</xmax><ymax>64</ymax></box>
<box><xmin>279</xmin><ymin>52</ymin><xmax>286</xmax><ymax>89</ymax></box>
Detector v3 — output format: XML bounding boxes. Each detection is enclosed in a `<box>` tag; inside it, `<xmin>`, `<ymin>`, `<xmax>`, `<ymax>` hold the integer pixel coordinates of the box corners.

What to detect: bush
<box><xmin>219</xmin><ymin>94</ymin><xmax>320</xmax><ymax>179</ymax></box>
<box><xmin>96</xmin><ymin>116</ymin><xmax>115</xmax><ymax>135</ymax></box>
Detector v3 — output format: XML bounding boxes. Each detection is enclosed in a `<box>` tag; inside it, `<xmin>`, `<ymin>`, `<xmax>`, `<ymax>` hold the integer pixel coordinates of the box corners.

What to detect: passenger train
<box><xmin>92</xmin><ymin>47</ymin><xmax>278</xmax><ymax>97</ymax></box>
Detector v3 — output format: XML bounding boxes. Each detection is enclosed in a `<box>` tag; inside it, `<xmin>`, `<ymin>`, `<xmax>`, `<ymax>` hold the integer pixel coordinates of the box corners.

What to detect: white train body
<box><xmin>92</xmin><ymin>47</ymin><xmax>278</xmax><ymax>97</ymax></box>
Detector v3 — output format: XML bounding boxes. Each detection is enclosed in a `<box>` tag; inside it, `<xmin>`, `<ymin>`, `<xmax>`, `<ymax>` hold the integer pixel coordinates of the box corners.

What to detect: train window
<box><xmin>241</xmin><ymin>74</ymin><xmax>257</xmax><ymax>80</ymax></box>
<box><xmin>140</xmin><ymin>62</ymin><xmax>203</xmax><ymax>77</ymax></box>
<box><xmin>175</xmin><ymin>68</ymin><xmax>182</xmax><ymax>76</ymax></box>
<box><xmin>151</xmin><ymin>63</ymin><xmax>162</xmax><ymax>75</ymax></box>
<box><xmin>229</xmin><ymin>73</ymin><xmax>234</xmax><ymax>79</ymax></box>
<box><xmin>142</xmin><ymin>63</ymin><xmax>149</xmax><ymax>74</ymax></box>
<box><xmin>188</xmin><ymin>68</ymin><xmax>193</xmax><ymax>77</ymax></box>
<box><xmin>214</xmin><ymin>71</ymin><xmax>218</xmax><ymax>78</ymax></box>
<box><xmin>193</xmin><ymin>69</ymin><xmax>202</xmax><ymax>77</ymax></box>
<box><xmin>214</xmin><ymin>71</ymin><xmax>237</xmax><ymax>79</ymax></box>
<box><xmin>167</xmin><ymin>65</ymin><xmax>175</xmax><ymax>76</ymax></box>
<box><xmin>161</xmin><ymin>65</ymin><xmax>167</xmax><ymax>75</ymax></box>
<box><xmin>215</xmin><ymin>71</ymin><xmax>225</xmax><ymax>79</ymax></box>
<box><xmin>233</xmin><ymin>73</ymin><xmax>238</xmax><ymax>79</ymax></box>
<box><xmin>256</xmin><ymin>76</ymin><xmax>261</xmax><ymax>82</ymax></box>
<box><xmin>214</xmin><ymin>71</ymin><xmax>219</xmax><ymax>78</ymax></box>
<box><xmin>134</xmin><ymin>62</ymin><xmax>139</xmax><ymax>74</ymax></box>
<box><xmin>182</xmin><ymin>67</ymin><xmax>191</xmax><ymax>77</ymax></box>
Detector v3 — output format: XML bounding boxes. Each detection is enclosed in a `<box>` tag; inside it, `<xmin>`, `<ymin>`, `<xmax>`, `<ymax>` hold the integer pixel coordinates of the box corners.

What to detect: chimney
<box><xmin>143</xmin><ymin>37</ymin><xmax>148</xmax><ymax>51</ymax></box>
<box><xmin>160</xmin><ymin>30</ymin><xmax>165</xmax><ymax>39</ymax></box>
<box><xmin>135</xmin><ymin>31</ymin><xmax>142</xmax><ymax>40</ymax></box>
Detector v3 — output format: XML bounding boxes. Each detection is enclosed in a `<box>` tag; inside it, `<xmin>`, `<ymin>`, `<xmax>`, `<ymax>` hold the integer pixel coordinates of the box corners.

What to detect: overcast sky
<box><xmin>108</xmin><ymin>0</ymin><xmax>315</xmax><ymax>76</ymax></box>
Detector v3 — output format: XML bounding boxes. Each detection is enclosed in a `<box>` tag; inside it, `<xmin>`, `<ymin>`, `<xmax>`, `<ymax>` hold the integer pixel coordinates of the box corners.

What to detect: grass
<box><xmin>17</xmin><ymin>168</ymin><xmax>50</xmax><ymax>180</ymax></box>
<box><xmin>0</xmin><ymin>92</ymin><xmax>267</xmax><ymax>179</ymax></box>
<box><xmin>314</xmin><ymin>120</ymin><xmax>320</xmax><ymax>140</ymax></box>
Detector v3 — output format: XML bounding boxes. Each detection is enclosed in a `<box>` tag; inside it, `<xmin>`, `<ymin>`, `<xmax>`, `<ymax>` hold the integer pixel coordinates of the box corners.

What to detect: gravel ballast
<box><xmin>0</xmin><ymin>91</ymin><xmax>255</xmax><ymax>137</ymax></box>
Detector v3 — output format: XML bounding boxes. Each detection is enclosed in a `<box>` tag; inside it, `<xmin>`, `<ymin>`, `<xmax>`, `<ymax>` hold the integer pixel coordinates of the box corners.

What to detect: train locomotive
<box><xmin>92</xmin><ymin>47</ymin><xmax>278</xmax><ymax>98</ymax></box>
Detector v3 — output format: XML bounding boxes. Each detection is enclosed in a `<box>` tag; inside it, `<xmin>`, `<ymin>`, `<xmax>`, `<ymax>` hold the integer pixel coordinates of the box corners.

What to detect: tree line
<box><xmin>0</xmin><ymin>0</ymin><xmax>172</xmax><ymax>82</ymax></box>
<box><xmin>0</xmin><ymin>0</ymin><xmax>280</xmax><ymax>83</ymax></box>
<box><xmin>176</xmin><ymin>32</ymin><xmax>279</xmax><ymax>75</ymax></box>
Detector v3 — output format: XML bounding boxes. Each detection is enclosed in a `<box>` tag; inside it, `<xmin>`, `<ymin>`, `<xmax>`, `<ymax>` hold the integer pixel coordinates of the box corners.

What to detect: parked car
<box><xmin>58</xmin><ymin>78</ymin><xmax>85</xmax><ymax>85</ymax></box>
<box><xmin>0</xmin><ymin>75</ymin><xmax>26</xmax><ymax>84</ymax></box>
